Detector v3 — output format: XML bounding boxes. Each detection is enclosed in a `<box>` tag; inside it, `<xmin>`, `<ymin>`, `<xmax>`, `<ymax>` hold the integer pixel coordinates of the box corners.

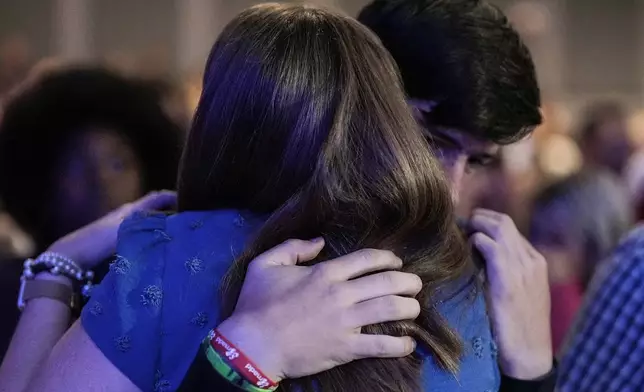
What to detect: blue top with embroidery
<box><xmin>81</xmin><ymin>210</ymin><xmax>500</xmax><ymax>392</ymax></box>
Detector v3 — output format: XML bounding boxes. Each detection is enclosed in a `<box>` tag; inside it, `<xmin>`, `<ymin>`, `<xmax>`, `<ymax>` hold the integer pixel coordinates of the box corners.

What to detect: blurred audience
<box><xmin>577</xmin><ymin>101</ymin><xmax>634</xmax><ymax>176</ymax></box>
<box><xmin>529</xmin><ymin>169</ymin><xmax>632</xmax><ymax>353</ymax></box>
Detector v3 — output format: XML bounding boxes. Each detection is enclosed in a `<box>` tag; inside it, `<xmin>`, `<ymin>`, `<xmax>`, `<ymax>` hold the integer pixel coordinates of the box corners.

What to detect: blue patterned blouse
<box><xmin>81</xmin><ymin>210</ymin><xmax>500</xmax><ymax>392</ymax></box>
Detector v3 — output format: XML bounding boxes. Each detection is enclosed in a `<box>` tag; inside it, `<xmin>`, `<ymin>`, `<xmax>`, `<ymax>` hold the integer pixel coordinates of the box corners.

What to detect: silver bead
<box><xmin>81</xmin><ymin>284</ymin><xmax>93</xmax><ymax>297</ymax></box>
<box><xmin>51</xmin><ymin>266</ymin><xmax>60</xmax><ymax>275</ymax></box>
<box><xmin>75</xmin><ymin>272</ymin><xmax>82</xmax><ymax>280</ymax></box>
<box><xmin>85</xmin><ymin>270</ymin><xmax>94</xmax><ymax>279</ymax></box>
<box><xmin>23</xmin><ymin>259</ymin><xmax>33</xmax><ymax>268</ymax></box>
<box><xmin>24</xmin><ymin>270</ymin><xmax>34</xmax><ymax>279</ymax></box>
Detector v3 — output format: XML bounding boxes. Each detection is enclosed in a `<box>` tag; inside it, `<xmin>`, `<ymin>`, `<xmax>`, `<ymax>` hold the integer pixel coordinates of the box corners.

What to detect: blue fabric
<box><xmin>81</xmin><ymin>210</ymin><xmax>500</xmax><ymax>392</ymax></box>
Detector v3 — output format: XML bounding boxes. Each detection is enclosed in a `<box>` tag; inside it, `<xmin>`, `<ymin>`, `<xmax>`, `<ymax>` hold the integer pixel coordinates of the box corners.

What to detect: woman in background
<box><xmin>0</xmin><ymin>67</ymin><xmax>183</xmax><ymax>359</ymax></box>
<box><xmin>529</xmin><ymin>169</ymin><xmax>632</xmax><ymax>352</ymax></box>
<box><xmin>27</xmin><ymin>3</ymin><xmax>498</xmax><ymax>392</ymax></box>
<box><xmin>0</xmin><ymin>67</ymin><xmax>182</xmax><ymax>251</ymax></box>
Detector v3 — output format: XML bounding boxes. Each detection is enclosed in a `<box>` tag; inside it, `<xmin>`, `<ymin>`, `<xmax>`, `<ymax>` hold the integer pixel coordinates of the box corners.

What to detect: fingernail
<box><xmin>404</xmin><ymin>337</ymin><xmax>417</xmax><ymax>354</ymax></box>
<box><xmin>311</xmin><ymin>237</ymin><xmax>324</xmax><ymax>243</ymax></box>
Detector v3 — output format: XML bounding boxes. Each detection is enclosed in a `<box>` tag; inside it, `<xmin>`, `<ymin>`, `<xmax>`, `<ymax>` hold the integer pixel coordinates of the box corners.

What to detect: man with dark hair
<box><xmin>358</xmin><ymin>1</ymin><xmax>555</xmax><ymax>390</ymax></box>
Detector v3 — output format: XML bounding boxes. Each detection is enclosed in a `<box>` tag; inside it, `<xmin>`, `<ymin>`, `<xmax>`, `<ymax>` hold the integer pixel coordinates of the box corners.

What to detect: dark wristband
<box><xmin>500</xmin><ymin>361</ymin><xmax>557</xmax><ymax>392</ymax></box>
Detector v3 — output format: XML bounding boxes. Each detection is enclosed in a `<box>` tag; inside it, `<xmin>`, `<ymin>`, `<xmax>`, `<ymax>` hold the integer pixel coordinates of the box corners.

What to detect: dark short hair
<box><xmin>0</xmin><ymin>67</ymin><xmax>183</xmax><ymax>248</ymax></box>
<box><xmin>358</xmin><ymin>0</ymin><xmax>542</xmax><ymax>144</ymax></box>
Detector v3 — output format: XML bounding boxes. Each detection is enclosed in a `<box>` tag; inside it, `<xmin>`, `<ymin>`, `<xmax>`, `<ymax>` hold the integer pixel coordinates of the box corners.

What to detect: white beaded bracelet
<box><xmin>21</xmin><ymin>252</ymin><xmax>95</xmax><ymax>297</ymax></box>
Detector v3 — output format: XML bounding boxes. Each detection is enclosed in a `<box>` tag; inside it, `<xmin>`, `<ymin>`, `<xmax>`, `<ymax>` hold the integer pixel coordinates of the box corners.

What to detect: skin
<box><xmin>412</xmin><ymin>99</ymin><xmax>553</xmax><ymax>380</ymax></box>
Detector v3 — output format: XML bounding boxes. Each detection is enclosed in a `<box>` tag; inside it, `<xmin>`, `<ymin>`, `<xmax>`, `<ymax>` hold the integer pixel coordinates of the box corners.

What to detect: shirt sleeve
<box><xmin>500</xmin><ymin>361</ymin><xmax>557</xmax><ymax>392</ymax></box>
<box><xmin>557</xmin><ymin>225</ymin><xmax>644</xmax><ymax>391</ymax></box>
<box><xmin>81</xmin><ymin>211</ymin><xmax>170</xmax><ymax>391</ymax></box>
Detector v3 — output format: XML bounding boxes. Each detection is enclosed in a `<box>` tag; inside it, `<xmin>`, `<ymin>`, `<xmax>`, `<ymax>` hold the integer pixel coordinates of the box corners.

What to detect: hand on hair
<box><xmin>217</xmin><ymin>239</ymin><xmax>421</xmax><ymax>382</ymax></box>
<box><xmin>469</xmin><ymin>208</ymin><xmax>553</xmax><ymax>380</ymax></box>
<box><xmin>47</xmin><ymin>191</ymin><xmax>176</xmax><ymax>270</ymax></box>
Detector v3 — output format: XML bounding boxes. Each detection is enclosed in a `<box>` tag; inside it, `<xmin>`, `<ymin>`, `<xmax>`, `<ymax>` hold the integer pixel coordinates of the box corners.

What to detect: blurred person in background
<box><xmin>529</xmin><ymin>170</ymin><xmax>632</xmax><ymax>353</ymax></box>
<box><xmin>0</xmin><ymin>66</ymin><xmax>182</xmax><ymax>359</ymax></box>
<box><xmin>0</xmin><ymin>66</ymin><xmax>182</xmax><ymax>252</ymax></box>
<box><xmin>359</xmin><ymin>0</ymin><xmax>555</xmax><ymax>387</ymax></box>
<box><xmin>0</xmin><ymin>34</ymin><xmax>32</xmax><ymax>97</ymax></box>
<box><xmin>624</xmin><ymin>150</ymin><xmax>644</xmax><ymax>221</ymax></box>
<box><xmin>577</xmin><ymin>101</ymin><xmax>634</xmax><ymax>176</ymax></box>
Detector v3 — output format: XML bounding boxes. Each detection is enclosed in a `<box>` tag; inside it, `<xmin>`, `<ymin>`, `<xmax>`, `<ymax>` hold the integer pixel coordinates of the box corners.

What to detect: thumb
<box><xmin>256</xmin><ymin>237</ymin><xmax>325</xmax><ymax>267</ymax></box>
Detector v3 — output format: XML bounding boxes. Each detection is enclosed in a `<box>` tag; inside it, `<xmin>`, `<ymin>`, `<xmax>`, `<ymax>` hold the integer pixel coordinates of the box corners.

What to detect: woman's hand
<box><xmin>47</xmin><ymin>191</ymin><xmax>176</xmax><ymax>269</ymax></box>
<box><xmin>218</xmin><ymin>239</ymin><xmax>421</xmax><ymax>383</ymax></box>
<box><xmin>470</xmin><ymin>208</ymin><xmax>553</xmax><ymax>380</ymax></box>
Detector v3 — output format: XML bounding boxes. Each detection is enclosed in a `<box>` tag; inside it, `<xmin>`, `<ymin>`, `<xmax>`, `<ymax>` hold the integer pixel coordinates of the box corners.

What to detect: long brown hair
<box><xmin>178</xmin><ymin>3</ymin><xmax>472</xmax><ymax>391</ymax></box>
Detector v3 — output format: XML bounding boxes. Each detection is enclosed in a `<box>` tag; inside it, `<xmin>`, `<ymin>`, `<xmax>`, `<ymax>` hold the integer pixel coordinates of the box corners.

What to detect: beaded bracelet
<box><xmin>202</xmin><ymin>329</ymin><xmax>278</xmax><ymax>392</ymax></box>
<box><xmin>21</xmin><ymin>252</ymin><xmax>94</xmax><ymax>297</ymax></box>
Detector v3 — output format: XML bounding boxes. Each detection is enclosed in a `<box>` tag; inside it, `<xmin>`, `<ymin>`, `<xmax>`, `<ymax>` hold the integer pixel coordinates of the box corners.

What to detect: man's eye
<box><xmin>467</xmin><ymin>156</ymin><xmax>496</xmax><ymax>167</ymax></box>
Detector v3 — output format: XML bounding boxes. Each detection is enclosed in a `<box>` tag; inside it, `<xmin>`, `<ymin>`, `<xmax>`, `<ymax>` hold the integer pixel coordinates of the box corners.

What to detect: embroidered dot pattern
<box><xmin>141</xmin><ymin>285</ymin><xmax>163</xmax><ymax>307</ymax></box>
<box><xmin>89</xmin><ymin>302</ymin><xmax>103</xmax><ymax>316</ymax></box>
<box><xmin>233</xmin><ymin>214</ymin><xmax>245</xmax><ymax>227</ymax></box>
<box><xmin>185</xmin><ymin>257</ymin><xmax>204</xmax><ymax>275</ymax></box>
<box><xmin>154</xmin><ymin>370</ymin><xmax>171</xmax><ymax>392</ymax></box>
<box><xmin>490</xmin><ymin>340</ymin><xmax>498</xmax><ymax>360</ymax></box>
<box><xmin>472</xmin><ymin>337</ymin><xmax>484</xmax><ymax>358</ymax></box>
<box><xmin>191</xmin><ymin>312</ymin><xmax>209</xmax><ymax>328</ymax></box>
<box><xmin>114</xmin><ymin>335</ymin><xmax>131</xmax><ymax>352</ymax></box>
<box><xmin>189</xmin><ymin>219</ymin><xmax>204</xmax><ymax>230</ymax></box>
<box><xmin>110</xmin><ymin>255</ymin><xmax>131</xmax><ymax>275</ymax></box>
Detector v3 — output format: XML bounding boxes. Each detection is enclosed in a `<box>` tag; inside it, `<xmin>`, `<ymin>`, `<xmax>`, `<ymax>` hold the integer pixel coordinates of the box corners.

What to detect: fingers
<box><xmin>469</xmin><ymin>211</ymin><xmax>504</xmax><ymax>239</ymax></box>
<box><xmin>348</xmin><ymin>295</ymin><xmax>421</xmax><ymax>327</ymax></box>
<box><xmin>135</xmin><ymin>191</ymin><xmax>177</xmax><ymax>211</ymax></box>
<box><xmin>343</xmin><ymin>271</ymin><xmax>422</xmax><ymax>303</ymax></box>
<box><xmin>349</xmin><ymin>334</ymin><xmax>416</xmax><ymax>359</ymax></box>
<box><xmin>316</xmin><ymin>249</ymin><xmax>403</xmax><ymax>281</ymax></box>
<box><xmin>253</xmin><ymin>238</ymin><xmax>326</xmax><ymax>267</ymax></box>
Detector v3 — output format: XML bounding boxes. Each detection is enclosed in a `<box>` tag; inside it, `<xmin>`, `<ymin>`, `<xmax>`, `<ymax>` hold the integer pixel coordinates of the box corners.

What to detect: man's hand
<box><xmin>217</xmin><ymin>239</ymin><xmax>421</xmax><ymax>382</ymax></box>
<box><xmin>470</xmin><ymin>208</ymin><xmax>552</xmax><ymax>380</ymax></box>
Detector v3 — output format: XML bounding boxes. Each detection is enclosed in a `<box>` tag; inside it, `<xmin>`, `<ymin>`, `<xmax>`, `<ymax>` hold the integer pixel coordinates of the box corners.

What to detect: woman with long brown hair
<box><xmin>26</xmin><ymin>3</ymin><xmax>497</xmax><ymax>391</ymax></box>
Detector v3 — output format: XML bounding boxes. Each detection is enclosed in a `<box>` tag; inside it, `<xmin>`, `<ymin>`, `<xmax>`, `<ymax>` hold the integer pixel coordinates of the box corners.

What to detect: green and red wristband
<box><xmin>203</xmin><ymin>328</ymin><xmax>279</xmax><ymax>391</ymax></box>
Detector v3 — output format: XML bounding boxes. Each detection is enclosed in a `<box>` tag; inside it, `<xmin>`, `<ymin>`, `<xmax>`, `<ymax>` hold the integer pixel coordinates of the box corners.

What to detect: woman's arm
<box><xmin>0</xmin><ymin>273</ymin><xmax>72</xmax><ymax>392</ymax></box>
<box><xmin>26</xmin><ymin>240</ymin><xmax>418</xmax><ymax>391</ymax></box>
<box><xmin>25</xmin><ymin>321</ymin><xmax>139</xmax><ymax>392</ymax></box>
<box><xmin>0</xmin><ymin>192</ymin><xmax>176</xmax><ymax>392</ymax></box>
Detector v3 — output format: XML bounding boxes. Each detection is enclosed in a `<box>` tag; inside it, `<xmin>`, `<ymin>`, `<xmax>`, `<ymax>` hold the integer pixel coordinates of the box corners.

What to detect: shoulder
<box><xmin>81</xmin><ymin>209</ymin><xmax>261</xmax><ymax>390</ymax></box>
<box><xmin>422</xmin><ymin>278</ymin><xmax>500</xmax><ymax>391</ymax></box>
<box><xmin>80</xmin><ymin>212</ymin><xmax>171</xmax><ymax>390</ymax></box>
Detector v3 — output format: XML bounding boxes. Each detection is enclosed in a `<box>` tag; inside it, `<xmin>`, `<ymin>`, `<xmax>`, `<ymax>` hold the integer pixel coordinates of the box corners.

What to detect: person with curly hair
<box><xmin>0</xmin><ymin>66</ymin><xmax>183</xmax><ymax>358</ymax></box>
<box><xmin>0</xmin><ymin>67</ymin><xmax>183</xmax><ymax>251</ymax></box>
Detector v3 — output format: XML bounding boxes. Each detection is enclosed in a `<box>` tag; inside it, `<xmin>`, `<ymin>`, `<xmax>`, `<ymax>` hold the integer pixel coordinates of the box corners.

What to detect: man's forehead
<box><xmin>408</xmin><ymin>99</ymin><xmax>499</xmax><ymax>155</ymax></box>
<box><xmin>435</xmin><ymin>127</ymin><xmax>499</xmax><ymax>154</ymax></box>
